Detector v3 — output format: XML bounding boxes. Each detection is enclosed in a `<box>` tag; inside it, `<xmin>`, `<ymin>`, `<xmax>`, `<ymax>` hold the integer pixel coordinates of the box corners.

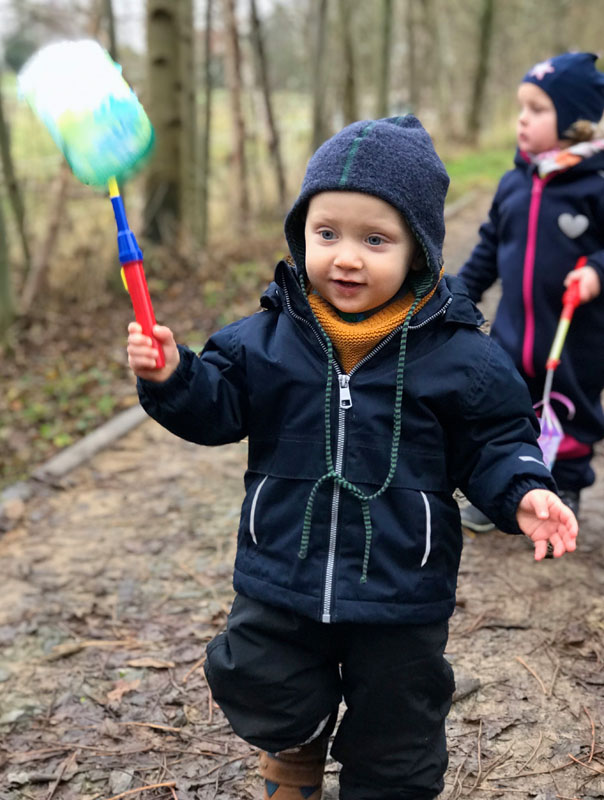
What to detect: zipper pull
<box><xmin>339</xmin><ymin>375</ymin><xmax>352</xmax><ymax>409</ymax></box>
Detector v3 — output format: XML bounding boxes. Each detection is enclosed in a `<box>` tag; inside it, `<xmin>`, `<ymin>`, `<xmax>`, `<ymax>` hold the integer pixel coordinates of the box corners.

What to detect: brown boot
<box><xmin>258</xmin><ymin>736</ymin><xmax>328</xmax><ymax>800</ymax></box>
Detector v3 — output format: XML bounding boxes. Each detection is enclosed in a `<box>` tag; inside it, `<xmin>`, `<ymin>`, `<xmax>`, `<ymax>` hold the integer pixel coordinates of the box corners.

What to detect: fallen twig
<box><xmin>515</xmin><ymin>655</ymin><xmax>547</xmax><ymax>694</ymax></box>
<box><xmin>45</xmin><ymin>638</ymin><xmax>146</xmax><ymax>661</ymax></box>
<box><xmin>117</xmin><ymin>721</ymin><xmax>183</xmax><ymax>734</ymax></box>
<box><xmin>583</xmin><ymin>706</ymin><xmax>596</xmax><ymax>762</ymax></box>
<box><xmin>488</xmin><ymin>757</ymin><xmax>577</xmax><ymax>780</ymax></box>
<box><xmin>446</xmin><ymin>757</ymin><xmax>466</xmax><ymax>800</ymax></box>
<box><xmin>460</xmin><ymin>610</ymin><xmax>490</xmax><ymax>635</ymax></box>
<box><xmin>548</xmin><ymin>659</ymin><xmax>561</xmax><ymax>696</ymax></box>
<box><xmin>467</xmin><ymin>719</ymin><xmax>483</xmax><ymax>793</ymax></box>
<box><xmin>104</xmin><ymin>781</ymin><xmax>177</xmax><ymax>800</ymax></box>
<box><xmin>567</xmin><ymin>753</ymin><xmax>603</xmax><ymax>774</ymax></box>
<box><xmin>182</xmin><ymin>656</ymin><xmax>205</xmax><ymax>684</ymax></box>
<box><xmin>44</xmin><ymin>751</ymin><xmax>77</xmax><ymax>800</ymax></box>
<box><xmin>199</xmin><ymin>752</ymin><xmax>256</xmax><ymax>778</ymax></box>
<box><xmin>516</xmin><ymin>731</ymin><xmax>543</xmax><ymax>773</ymax></box>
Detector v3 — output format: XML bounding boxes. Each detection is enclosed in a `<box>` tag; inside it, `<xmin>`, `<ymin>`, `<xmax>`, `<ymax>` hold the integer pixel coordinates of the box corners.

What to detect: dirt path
<box><xmin>1</xmin><ymin>194</ymin><xmax>603</xmax><ymax>800</ymax></box>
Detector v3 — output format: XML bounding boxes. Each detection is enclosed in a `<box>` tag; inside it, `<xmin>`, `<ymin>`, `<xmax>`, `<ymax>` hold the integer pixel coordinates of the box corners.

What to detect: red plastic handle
<box><xmin>122</xmin><ymin>260</ymin><xmax>165</xmax><ymax>368</ymax></box>
<box><xmin>560</xmin><ymin>255</ymin><xmax>587</xmax><ymax>319</ymax></box>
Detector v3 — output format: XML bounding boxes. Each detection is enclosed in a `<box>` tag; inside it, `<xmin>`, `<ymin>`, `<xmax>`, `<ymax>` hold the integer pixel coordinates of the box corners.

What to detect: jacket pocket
<box><xmin>249</xmin><ymin>475</ymin><xmax>268</xmax><ymax>544</ymax></box>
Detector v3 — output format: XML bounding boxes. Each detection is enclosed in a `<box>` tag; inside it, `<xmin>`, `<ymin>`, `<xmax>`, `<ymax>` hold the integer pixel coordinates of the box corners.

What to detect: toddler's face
<box><xmin>304</xmin><ymin>191</ymin><xmax>419</xmax><ymax>314</ymax></box>
<box><xmin>517</xmin><ymin>82</ymin><xmax>559</xmax><ymax>154</ymax></box>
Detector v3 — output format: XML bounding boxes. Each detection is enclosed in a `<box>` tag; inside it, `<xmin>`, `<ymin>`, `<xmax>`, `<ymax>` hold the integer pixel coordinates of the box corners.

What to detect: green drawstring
<box><xmin>298</xmin><ymin>270</ymin><xmax>434</xmax><ymax>582</ymax></box>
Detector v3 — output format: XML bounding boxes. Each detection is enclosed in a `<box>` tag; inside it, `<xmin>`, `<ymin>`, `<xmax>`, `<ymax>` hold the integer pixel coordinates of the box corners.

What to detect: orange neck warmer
<box><xmin>307</xmin><ymin>270</ymin><xmax>442</xmax><ymax>373</ymax></box>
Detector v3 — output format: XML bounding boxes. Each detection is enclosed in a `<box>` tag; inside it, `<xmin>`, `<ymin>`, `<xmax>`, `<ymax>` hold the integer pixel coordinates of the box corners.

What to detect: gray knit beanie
<box><xmin>284</xmin><ymin>115</ymin><xmax>450</xmax><ymax>285</ymax></box>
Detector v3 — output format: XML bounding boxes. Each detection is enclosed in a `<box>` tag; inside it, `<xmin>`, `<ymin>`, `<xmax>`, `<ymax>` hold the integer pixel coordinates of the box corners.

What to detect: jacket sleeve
<box><xmin>583</xmin><ymin>190</ymin><xmax>604</xmax><ymax>285</ymax></box>
<box><xmin>137</xmin><ymin>319</ymin><xmax>249</xmax><ymax>446</ymax></box>
<box><xmin>448</xmin><ymin>334</ymin><xmax>556</xmax><ymax>533</ymax></box>
<box><xmin>457</xmin><ymin>195</ymin><xmax>501</xmax><ymax>303</ymax></box>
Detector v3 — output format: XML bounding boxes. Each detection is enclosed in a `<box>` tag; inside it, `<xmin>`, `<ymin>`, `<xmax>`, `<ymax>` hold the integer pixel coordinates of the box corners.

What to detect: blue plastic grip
<box><xmin>110</xmin><ymin>194</ymin><xmax>142</xmax><ymax>264</ymax></box>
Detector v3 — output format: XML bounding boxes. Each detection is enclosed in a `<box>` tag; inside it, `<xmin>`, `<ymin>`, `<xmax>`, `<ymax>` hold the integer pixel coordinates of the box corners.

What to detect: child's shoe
<box><xmin>460</xmin><ymin>503</ymin><xmax>496</xmax><ymax>533</ymax></box>
<box><xmin>259</xmin><ymin>737</ymin><xmax>327</xmax><ymax>800</ymax></box>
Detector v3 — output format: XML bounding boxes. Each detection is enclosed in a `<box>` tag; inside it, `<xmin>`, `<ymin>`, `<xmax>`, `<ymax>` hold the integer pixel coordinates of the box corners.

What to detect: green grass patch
<box><xmin>443</xmin><ymin>143</ymin><xmax>515</xmax><ymax>202</ymax></box>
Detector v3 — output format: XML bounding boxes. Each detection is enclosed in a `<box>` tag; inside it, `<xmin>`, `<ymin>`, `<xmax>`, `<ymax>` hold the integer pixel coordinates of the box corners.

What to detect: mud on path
<box><xmin>1</xmin><ymin>193</ymin><xmax>603</xmax><ymax>800</ymax></box>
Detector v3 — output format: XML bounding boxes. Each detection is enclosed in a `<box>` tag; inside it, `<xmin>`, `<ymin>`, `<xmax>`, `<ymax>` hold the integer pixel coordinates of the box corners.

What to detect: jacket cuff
<box><xmin>137</xmin><ymin>345</ymin><xmax>194</xmax><ymax>400</ymax></box>
<box><xmin>499</xmin><ymin>476</ymin><xmax>557</xmax><ymax>535</ymax></box>
<box><xmin>585</xmin><ymin>253</ymin><xmax>604</xmax><ymax>287</ymax></box>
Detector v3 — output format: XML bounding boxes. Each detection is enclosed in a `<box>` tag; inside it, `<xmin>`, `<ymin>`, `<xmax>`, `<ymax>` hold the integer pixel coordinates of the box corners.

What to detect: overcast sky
<box><xmin>0</xmin><ymin>0</ymin><xmax>280</xmax><ymax>54</ymax></box>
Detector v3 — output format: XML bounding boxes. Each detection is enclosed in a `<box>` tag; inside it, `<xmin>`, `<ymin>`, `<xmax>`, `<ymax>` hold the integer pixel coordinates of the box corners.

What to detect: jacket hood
<box><xmin>284</xmin><ymin>116</ymin><xmax>450</xmax><ymax>292</ymax></box>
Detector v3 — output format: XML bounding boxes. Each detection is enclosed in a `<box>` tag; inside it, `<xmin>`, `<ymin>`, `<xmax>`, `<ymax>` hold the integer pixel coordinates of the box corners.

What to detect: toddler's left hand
<box><xmin>516</xmin><ymin>489</ymin><xmax>578</xmax><ymax>560</ymax></box>
<box><xmin>564</xmin><ymin>265</ymin><xmax>601</xmax><ymax>303</ymax></box>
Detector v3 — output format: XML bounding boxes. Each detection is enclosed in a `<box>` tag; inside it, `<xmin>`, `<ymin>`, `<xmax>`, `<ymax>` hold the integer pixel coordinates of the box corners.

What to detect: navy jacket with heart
<box><xmin>458</xmin><ymin>148</ymin><xmax>604</xmax><ymax>445</ymax></box>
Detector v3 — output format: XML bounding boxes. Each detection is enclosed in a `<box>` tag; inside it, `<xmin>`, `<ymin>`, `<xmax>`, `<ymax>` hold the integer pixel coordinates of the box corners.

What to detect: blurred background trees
<box><xmin>1</xmin><ymin>0</ymin><xmax>604</xmax><ymax>337</ymax></box>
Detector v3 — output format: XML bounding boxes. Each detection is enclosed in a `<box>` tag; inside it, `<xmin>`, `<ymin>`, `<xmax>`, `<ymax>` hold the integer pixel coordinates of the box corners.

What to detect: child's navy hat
<box><xmin>522</xmin><ymin>52</ymin><xmax>604</xmax><ymax>138</ymax></box>
<box><xmin>284</xmin><ymin>116</ymin><xmax>450</xmax><ymax>283</ymax></box>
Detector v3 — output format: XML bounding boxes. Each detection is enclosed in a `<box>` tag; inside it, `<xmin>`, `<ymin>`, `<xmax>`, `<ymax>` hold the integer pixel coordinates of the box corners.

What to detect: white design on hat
<box><xmin>529</xmin><ymin>60</ymin><xmax>555</xmax><ymax>80</ymax></box>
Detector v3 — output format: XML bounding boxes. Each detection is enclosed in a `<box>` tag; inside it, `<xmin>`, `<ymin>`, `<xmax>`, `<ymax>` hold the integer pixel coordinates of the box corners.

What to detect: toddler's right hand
<box><xmin>127</xmin><ymin>322</ymin><xmax>180</xmax><ymax>382</ymax></box>
<box><xmin>563</xmin><ymin>264</ymin><xmax>601</xmax><ymax>303</ymax></box>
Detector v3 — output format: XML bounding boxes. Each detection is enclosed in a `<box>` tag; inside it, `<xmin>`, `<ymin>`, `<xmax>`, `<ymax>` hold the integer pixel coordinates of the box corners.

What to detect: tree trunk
<box><xmin>20</xmin><ymin>164</ymin><xmax>70</xmax><ymax>316</ymax></box>
<box><xmin>0</xmin><ymin>71</ymin><xmax>30</xmax><ymax>275</ymax></box>
<box><xmin>311</xmin><ymin>0</ymin><xmax>329</xmax><ymax>152</ymax></box>
<box><xmin>376</xmin><ymin>0</ymin><xmax>393</xmax><ymax>118</ymax></box>
<box><xmin>103</xmin><ymin>0</ymin><xmax>118</xmax><ymax>60</ymax></box>
<box><xmin>406</xmin><ymin>0</ymin><xmax>419</xmax><ymax>112</ymax></box>
<box><xmin>249</xmin><ymin>0</ymin><xmax>287</xmax><ymax>212</ymax></box>
<box><xmin>466</xmin><ymin>0</ymin><xmax>496</xmax><ymax>144</ymax></box>
<box><xmin>198</xmin><ymin>0</ymin><xmax>213</xmax><ymax>249</ymax></box>
<box><xmin>144</xmin><ymin>1</ymin><xmax>182</xmax><ymax>243</ymax></box>
<box><xmin>421</xmin><ymin>0</ymin><xmax>453</xmax><ymax>135</ymax></box>
<box><xmin>178</xmin><ymin>0</ymin><xmax>196</xmax><ymax>246</ymax></box>
<box><xmin>338</xmin><ymin>0</ymin><xmax>357</xmax><ymax>125</ymax></box>
<box><xmin>223</xmin><ymin>0</ymin><xmax>250</xmax><ymax>233</ymax></box>
<box><xmin>0</xmin><ymin>181</ymin><xmax>12</xmax><ymax>338</ymax></box>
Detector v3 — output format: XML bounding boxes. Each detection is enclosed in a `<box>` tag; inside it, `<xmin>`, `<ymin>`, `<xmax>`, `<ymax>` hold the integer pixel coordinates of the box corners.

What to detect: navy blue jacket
<box><xmin>138</xmin><ymin>261</ymin><xmax>555</xmax><ymax>625</ymax></box>
<box><xmin>459</xmin><ymin>149</ymin><xmax>604</xmax><ymax>444</ymax></box>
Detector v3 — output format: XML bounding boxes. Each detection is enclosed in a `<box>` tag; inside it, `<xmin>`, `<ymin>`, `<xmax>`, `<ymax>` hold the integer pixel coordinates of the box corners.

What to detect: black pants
<box><xmin>204</xmin><ymin>594</ymin><xmax>455</xmax><ymax>800</ymax></box>
<box><xmin>552</xmin><ymin>451</ymin><xmax>595</xmax><ymax>491</ymax></box>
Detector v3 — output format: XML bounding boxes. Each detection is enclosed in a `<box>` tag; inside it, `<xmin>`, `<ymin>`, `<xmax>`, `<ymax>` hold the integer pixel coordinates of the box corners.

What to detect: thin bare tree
<box><xmin>178</xmin><ymin>0</ymin><xmax>197</xmax><ymax>244</ymax></box>
<box><xmin>249</xmin><ymin>0</ymin><xmax>287</xmax><ymax>212</ymax></box>
<box><xmin>311</xmin><ymin>0</ymin><xmax>329</xmax><ymax>151</ymax></box>
<box><xmin>103</xmin><ymin>0</ymin><xmax>118</xmax><ymax>60</ymax></box>
<box><xmin>406</xmin><ymin>0</ymin><xmax>419</xmax><ymax>112</ymax></box>
<box><xmin>144</xmin><ymin>0</ymin><xmax>182</xmax><ymax>242</ymax></box>
<box><xmin>0</xmin><ymin>182</ymin><xmax>11</xmax><ymax>337</ymax></box>
<box><xmin>376</xmin><ymin>0</ymin><xmax>393</xmax><ymax>118</ymax></box>
<box><xmin>466</xmin><ymin>0</ymin><xmax>496</xmax><ymax>143</ymax></box>
<box><xmin>0</xmin><ymin>72</ymin><xmax>30</xmax><ymax>275</ymax></box>
<box><xmin>338</xmin><ymin>0</ymin><xmax>357</xmax><ymax>125</ymax></box>
<box><xmin>199</xmin><ymin>0</ymin><xmax>213</xmax><ymax>249</ymax></box>
<box><xmin>223</xmin><ymin>0</ymin><xmax>250</xmax><ymax>233</ymax></box>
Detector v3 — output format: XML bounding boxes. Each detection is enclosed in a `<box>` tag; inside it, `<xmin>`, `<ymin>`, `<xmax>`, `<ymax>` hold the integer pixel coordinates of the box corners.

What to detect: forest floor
<box><xmin>0</xmin><ymin>192</ymin><xmax>603</xmax><ymax>800</ymax></box>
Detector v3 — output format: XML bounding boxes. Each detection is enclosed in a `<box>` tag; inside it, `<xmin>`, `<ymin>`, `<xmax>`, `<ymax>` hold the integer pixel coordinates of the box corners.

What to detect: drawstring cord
<box><xmin>298</xmin><ymin>270</ymin><xmax>434</xmax><ymax>582</ymax></box>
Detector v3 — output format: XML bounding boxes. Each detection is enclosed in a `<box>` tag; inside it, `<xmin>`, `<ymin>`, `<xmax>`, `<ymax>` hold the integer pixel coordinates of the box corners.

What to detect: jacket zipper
<box><xmin>282</xmin><ymin>282</ymin><xmax>450</xmax><ymax>622</ymax></box>
<box><xmin>321</xmin><ymin>375</ymin><xmax>351</xmax><ymax>622</ymax></box>
<box><xmin>522</xmin><ymin>173</ymin><xmax>552</xmax><ymax>377</ymax></box>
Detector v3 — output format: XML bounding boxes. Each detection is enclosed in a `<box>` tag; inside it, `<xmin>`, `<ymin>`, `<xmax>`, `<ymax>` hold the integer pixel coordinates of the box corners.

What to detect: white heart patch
<box><xmin>558</xmin><ymin>213</ymin><xmax>589</xmax><ymax>238</ymax></box>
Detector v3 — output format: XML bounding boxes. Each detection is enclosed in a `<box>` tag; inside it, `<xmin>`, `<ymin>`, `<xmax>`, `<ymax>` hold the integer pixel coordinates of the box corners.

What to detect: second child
<box><xmin>459</xmin><ymin>52</ymin><xmax>604</xmax><ymax>531</ymax></box>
